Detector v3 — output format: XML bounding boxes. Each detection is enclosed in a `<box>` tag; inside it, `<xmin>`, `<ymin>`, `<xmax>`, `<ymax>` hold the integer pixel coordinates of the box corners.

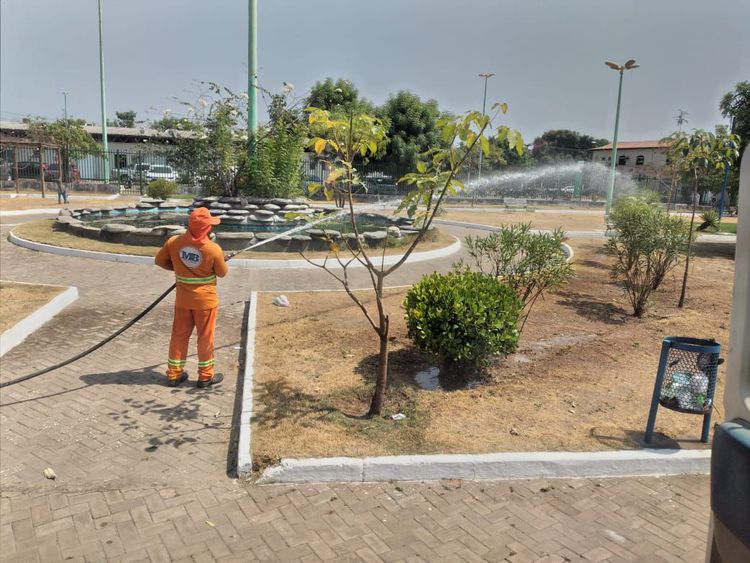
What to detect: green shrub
<box><xmin>699</xmin><ymin>209</ymin><xmax>719</xmax><ymax>231</ymax></box>
<box><xmin>464</xmin><ymin>223</ymin><xmax>573</xmax><ymax>333</ymax></box>
<box><xmin>403</xmin><ymin>271</ymin><xmax>522</xmax><ymax>371</ymax></box>
<box><xmin>607</xmin><ymin>195</ymin><xmax>693</xmax><ymax>317</ymax></box>
<box><xmin>146</xmin><ymin>179</ymin><xmax>177</xmax><ymax>200</ymax></box>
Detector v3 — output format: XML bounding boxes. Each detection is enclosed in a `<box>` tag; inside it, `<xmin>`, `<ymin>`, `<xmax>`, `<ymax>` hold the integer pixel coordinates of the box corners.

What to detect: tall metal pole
<box><xmin>605</xmin><ymin>70</ymin><xmax>624</xmax><ymax>217</ymax></box>
<box><xmin>62</xmin><ymin>91</ymin><xmax>69</xmax><ymax>184</ymax></box>
<box><xmin>247</xmin><ymin>0</ymin><xmax>258</xmax><ymax>157</ymax></box>
<box><xmin>97</xmin><ymin>0</ymin><xmax>110</xmax><ymax>182</ymax></box>
<box><xmin>477</xmin><ymin>72</ymin><xmax>494</xmax><ymax>181</ymax></box>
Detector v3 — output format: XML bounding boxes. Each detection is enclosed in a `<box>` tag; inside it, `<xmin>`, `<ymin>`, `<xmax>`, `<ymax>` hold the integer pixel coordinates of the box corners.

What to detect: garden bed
<box><xmin>11</xmin><ymin>219</ymin><xmax>456</xmax><ymax>260</ymax></box>
<box><xmin>251</xmin><ymin>239</ymin><xmax>733</xmax><ymax>467</ymax></box>
<box><xmin>0</xmin><ymin>281</ymin><xmax>66</xmax><ymax>333</ymax></box>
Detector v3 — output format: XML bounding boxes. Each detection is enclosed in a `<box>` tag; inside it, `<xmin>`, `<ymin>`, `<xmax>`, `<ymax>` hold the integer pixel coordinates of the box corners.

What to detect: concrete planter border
<box><xmin>9</xmin><ymin>230</ymin><xmax>461</xmax><ymax>270</ymax></box>
<box><xmin>236</xmin><ymin>292</ymin><xmax>258</xmax><ymax>477</ymax></box>
<box><xmin>0</xmin><ymin>283</ymin><xmax>79</xmax><ymax>357</ymax></box>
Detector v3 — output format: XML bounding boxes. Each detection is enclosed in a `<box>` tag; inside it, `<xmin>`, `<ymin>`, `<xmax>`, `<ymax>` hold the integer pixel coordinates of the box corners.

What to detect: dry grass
<box><xmin>0</xmin><ymin>193</ymin><xmax>140</xmax><ymax>211</ymax></box>
<box><xmin>252</xmin><ymin>238</ymin><xmax>734</xmax><ymax>465</ymax></box>
<box><xmin>442</xmin><ymin>210</ymin><xmax>608</xmax><ymax>232</ymax></box>
<box><xmin>0</xmin><ymin>281</ymin><xmax>65</xmax><ymax>333</ymax></box>
<box><xmin>11</xmin><ymin>220</ymin><xmax>456</xmax><ymax>260</ymax></box>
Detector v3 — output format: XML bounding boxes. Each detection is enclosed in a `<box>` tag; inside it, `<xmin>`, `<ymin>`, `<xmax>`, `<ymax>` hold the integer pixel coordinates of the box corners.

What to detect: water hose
<box><xmin>0</xmin><ymin>209</ymin><xmax>346</xmax><ymax>389</ymax></box>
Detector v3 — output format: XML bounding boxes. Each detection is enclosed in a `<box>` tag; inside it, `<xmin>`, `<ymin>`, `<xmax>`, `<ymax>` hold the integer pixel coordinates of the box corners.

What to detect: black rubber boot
<box><xmin>167</xmin><ymin>371</ymin><xmax>189</xmax><ymax>387</ymax></box>
<box><xmin>196</xmin><ymin>373</ymin><xmax>224</xmax><ymax>389</ymax></box>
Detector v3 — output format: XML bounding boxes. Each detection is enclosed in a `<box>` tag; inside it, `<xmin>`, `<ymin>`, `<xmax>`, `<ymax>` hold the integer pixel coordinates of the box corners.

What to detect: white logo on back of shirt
<box><xmin>179</xmin><ymin>246</ymin><xmax>203</xmax><ymax>268</ymax></box>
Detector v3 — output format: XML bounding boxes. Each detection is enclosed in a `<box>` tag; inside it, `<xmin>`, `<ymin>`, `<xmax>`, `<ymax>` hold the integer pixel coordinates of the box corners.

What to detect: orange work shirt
<box><xmin>155</xmin><ymin>234</ymin><xmax>229</xmax><ymax>310</ymax></box>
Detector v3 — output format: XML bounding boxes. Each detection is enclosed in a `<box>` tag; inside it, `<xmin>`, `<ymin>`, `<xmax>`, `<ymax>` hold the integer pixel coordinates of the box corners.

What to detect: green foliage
<box><xmin>699</xmin><ymin>209</ymin><xmax>719</xmax><ymax>231</ymax></box>
<box><xmin>378</xmin><ymin>91</ymin><xmax>444</xmax><ymax>169</ymax></box>
<box><xmin>25</xmin><ymin>117</ymin><xmax>99</xmax><ymax>158</ymax></box>
<box><xmin>720</xmin><ymin>81</ymin><xmax>749</xmax><ymax>155</ymax></box>
<box><xmin>606</xmin><ymin>195</ymin><xmax>692</xmax><ymax>316</ymax></box>
<box><xmin>146</xmin><ymin>178</ymin><xmax>177</xmax><ymax>200</ymax></box>
<box><xmin>531</xmin><ymin>130</ymin><xmax>609</xmax><ymax>163</ymax></box>
<box><xmin>464</xmin><ymin>223</ymin><xmax>573</xmax><ymax>331</ymax></box>
<box><xmin>307</xmin><ymin>78</ymin><xmax>374</xmax><ymax>114</ymax></box>
<box><xmin>244</xmin><ymin>93</ymin><xmax>307</xmax><ymax>198</ymax></box>
<box><xmin>114</xmin><ymin>111</ymin><xmax>137</xmax><ymax>128</ymax></box>
<box><xmin>404</xmin><ymin>271</ymin><xmax>522</xmax><ymax>370</ymax></box>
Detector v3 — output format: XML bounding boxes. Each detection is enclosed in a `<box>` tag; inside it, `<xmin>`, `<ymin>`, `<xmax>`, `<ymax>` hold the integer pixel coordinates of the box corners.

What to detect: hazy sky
<box><xmin>1</xmin><ymin>0</ymin><xmax>748</xmax><ymax>142</ymax></box>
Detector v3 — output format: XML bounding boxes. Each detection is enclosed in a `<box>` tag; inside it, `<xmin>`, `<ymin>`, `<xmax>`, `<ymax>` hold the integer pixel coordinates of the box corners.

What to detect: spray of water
<box><xmin>463</xmin><ymin>161</ymin><xmax>642</xmax><ymax>200</ymax></box>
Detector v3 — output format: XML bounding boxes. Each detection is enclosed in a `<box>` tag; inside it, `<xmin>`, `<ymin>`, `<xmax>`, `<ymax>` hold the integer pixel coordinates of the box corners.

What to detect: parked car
<box><xmin>116</xmin><ymin>163</ymin><xmax>152</xmax><ymax>184</ymax></box>
<box><xmin>144</xmin><ymin>165</ymin><xmax>178</xmax><ymax>183</ymax></box>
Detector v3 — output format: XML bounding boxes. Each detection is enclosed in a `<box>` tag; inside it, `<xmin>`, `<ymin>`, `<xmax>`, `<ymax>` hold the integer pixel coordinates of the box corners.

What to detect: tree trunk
<box><xmin>678</xmin><ymin>171</ymin><xmax>699</xmax><ymax>308</ymax></box>
<box><xmin>367</xmin><ymin>318</ymin><xmax>389</xmax><ymax>417</ymax></box>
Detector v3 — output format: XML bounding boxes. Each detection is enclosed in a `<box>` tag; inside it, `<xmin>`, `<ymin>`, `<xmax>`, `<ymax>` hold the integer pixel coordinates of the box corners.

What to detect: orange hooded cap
<box><xmin>187</xmin><ymin>207</ymin><xmax>221</xmax><ymax>245</ymax></box>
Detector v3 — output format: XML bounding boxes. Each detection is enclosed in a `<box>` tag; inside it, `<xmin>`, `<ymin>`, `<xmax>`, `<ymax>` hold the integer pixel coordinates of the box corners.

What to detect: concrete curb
<box><xmin>257</xmin><ymin>449</ymin><xmax>711</xmax><ymax>484</ymax></box>
<box><xmin>0</xmin><ymin>209</ymin><xmax>63</xmax><ymax>217</ymax></box>
<box><xmin>236</xmin><ymin>291</ymin><xmax>257</xmax><ymax>478</ymax></box>
<box><xmin>0</xmin><ymin>284</ymin><xmax>79</xmax><ymax>357</ymax></box>
<box><xmin>8</xmin><ymin>230</ymin><xmax>461</xmax><ymax>270</ymax></box>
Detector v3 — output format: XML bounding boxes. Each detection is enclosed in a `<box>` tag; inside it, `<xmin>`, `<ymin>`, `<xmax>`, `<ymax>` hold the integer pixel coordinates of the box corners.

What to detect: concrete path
<box><xmin>0</xmin><ymin>222</ymin><xmax>712</xmax><ymax>562</ymax></box>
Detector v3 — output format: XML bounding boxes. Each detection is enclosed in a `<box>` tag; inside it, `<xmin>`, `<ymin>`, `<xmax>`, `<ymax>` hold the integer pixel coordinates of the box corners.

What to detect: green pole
<box><xmin>247</xmin><ymin>0</ymin><xmax>258</xmax><ymax>154</ymax></box>
<box><xmin>97</xmin><ymin>0</ymin><xmax>110</xmax><ymax>182</ymax></box>
<box><xmin>605</xmin><ymin>69</ymin><xmax>624</xmax><ymax>216</ymax></box>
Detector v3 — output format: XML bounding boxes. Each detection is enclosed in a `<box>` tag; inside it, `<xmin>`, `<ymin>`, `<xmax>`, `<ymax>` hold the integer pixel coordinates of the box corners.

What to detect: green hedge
<box><xmin>403</xmin><ymin>271</ymin><xmax>522</xmax><ymax>371</ymax></box>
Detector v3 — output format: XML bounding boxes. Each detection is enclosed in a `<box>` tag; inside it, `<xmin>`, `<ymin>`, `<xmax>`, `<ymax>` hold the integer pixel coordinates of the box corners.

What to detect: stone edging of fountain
<box><xmin>0</xmin><ymin>284</ymin><xmax>79</xmax><ymax>357</ymax></box>
<box><xmin>8</xmin><ymin>229</ymin><xmax>462</xmax><ymax>270</ymax></box>
<box><xmin>237</xmin><ymin>287</ymin><xmax>708</xmax><ymax>484</ymax></box>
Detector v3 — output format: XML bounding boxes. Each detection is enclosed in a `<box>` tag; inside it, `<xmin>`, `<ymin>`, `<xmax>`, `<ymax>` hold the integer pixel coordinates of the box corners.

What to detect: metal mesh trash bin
<box><xmin>645</xmin><ymin>337</ymin><xmax>721</xmax><ymax>444</ymax></box>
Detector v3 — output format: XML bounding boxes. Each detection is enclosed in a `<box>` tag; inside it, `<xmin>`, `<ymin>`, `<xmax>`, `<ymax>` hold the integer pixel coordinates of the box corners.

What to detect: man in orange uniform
<box><xmin>155</xmin><ymin>207</ymin><xmax>228</xmax><ymax>388</ymax></box>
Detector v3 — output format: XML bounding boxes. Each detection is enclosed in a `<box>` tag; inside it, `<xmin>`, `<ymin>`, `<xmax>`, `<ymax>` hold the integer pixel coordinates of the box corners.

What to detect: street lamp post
<box><xmin>477</xmin><ymin>72</ymin><xmax>494</xmax><ymax>181</ymax></box>
<box><xmin>62</xmin><ymin>91</ymin><xmax>69</xmax><ymax>183</ymax></box>
<box><xmin>97</xmin><ymin>0</ymin><xmax>110</xmax><ymax>182</ymax></box>
<box><xmin>604</xmin><ymin>59</ymin><xmax>639</xmax><ymax>216</ymax></box>
<box><xmin>247</xmin><ymin>0</ymin><xmax>258</xmax><ymax>157</ymax></box>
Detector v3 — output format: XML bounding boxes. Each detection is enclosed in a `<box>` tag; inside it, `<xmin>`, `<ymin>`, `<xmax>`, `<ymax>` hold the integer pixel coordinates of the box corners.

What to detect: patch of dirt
<box><xmin>0</xmin><ymin>281</ymin><xmax>66</xmax><ymax>332</ymax></box>
<box><xmin>252</xmin><ymin>238</ymin><xmax>734</xmax><ymax>463</ymax></box>
<box><xmin>11</xmin><ymin>220</ymin><xmax>456</xmax><ymax>260</ymax></box>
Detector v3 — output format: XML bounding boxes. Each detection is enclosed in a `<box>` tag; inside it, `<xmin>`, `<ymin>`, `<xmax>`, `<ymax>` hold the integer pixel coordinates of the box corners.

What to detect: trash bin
<box><xmin>645</xmin><ymin>337</ymin><xmax>721</xmax><ymax>444</ymax></box>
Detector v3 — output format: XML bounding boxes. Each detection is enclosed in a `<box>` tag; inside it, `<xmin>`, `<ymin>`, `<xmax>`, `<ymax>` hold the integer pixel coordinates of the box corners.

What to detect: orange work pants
<box><xmin>167</xmin><ymin>307</ymin><xmax>217</xmax><ymax>381</ymax></box>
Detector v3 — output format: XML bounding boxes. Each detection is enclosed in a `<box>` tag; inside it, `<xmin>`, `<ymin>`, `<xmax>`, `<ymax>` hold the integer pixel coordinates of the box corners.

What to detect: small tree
<box><xmin>305</xmin><ymin>105</ymin><xmax>523</xmax><ymax>416</ymax></box>
<box><xmin>26</xmin><ymin>117</ymin><xmax>100</xmax><ymax>159</ymax></box>
<box><xmin>670</xmin><ymin>129</ymin><xmax>740</xmax><ymax>308</ymax></box>
<box><xmin>463</xmin><ymin>223</ymin><xmax>573</xmax><ymax>332</ymax></box>
<box><xmin>606</xmin><ymin>194</ymin><xmax>692</xmax><ymax>317</ymax></box>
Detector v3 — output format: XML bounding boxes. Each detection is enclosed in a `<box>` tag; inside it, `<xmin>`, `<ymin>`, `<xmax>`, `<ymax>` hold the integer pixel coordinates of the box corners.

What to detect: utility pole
<box><xmin>97</xmin><ymin>0</ymin><xmax>110</xmax><ymax>182</ymax></box>
<box><xmin>477</xmin><ymin>72</ymin><xmax>494</xmax><ymax>181</ymax></box>
<box><xmin>604</xmin><ymin>59</ymin><xmax>639</xmax><ymax>216</ymax></box>
<box><xmin>247</xmin><ymin>0</ymin><xmax>258</xmax><ymax>157</ymax></box>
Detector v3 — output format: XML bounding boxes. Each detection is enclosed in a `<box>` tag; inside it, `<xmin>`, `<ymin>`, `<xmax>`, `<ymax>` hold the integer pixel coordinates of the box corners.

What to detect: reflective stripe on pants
<box><xmin>167</xmin><ymin>307</ymin><xmax>217</xmax><ymax>381</ymax></box>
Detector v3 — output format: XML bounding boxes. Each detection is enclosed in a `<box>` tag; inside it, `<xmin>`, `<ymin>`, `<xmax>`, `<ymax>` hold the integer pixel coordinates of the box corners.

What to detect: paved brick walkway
<box><xmin>0</xmin><ymin>224</ymin><xmax>711</xmax><ymax>562</ymax></box>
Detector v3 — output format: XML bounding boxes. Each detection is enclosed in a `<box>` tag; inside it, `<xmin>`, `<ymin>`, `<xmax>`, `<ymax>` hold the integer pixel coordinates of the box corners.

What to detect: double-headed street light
<box><xmin>477</xmin><ymin>72</ymin><xmax>495</xmax><ymax>181</ymax></box>
<box><xmin>604</xmin><ymin>58</ymin><xmax>639</xmax><ymax>216</ymax></box>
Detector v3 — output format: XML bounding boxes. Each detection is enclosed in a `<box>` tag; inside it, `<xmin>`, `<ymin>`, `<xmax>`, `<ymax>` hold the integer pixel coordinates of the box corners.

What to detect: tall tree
<box><xmin>670</xmin><ymin>128</ymin><xmax>740</xmax><ymax>308</ymax></box>
<box><xmin>25</xmin><ymin>117</ymin><xmax>99</xmax><ymax>158</ymax></box>
<box><xmin>531</xmin><ymin>129</ymin><xmax>608</xmax><ymax>163</ymax></box>
<box><xmin>720</xmin><ymin>81</ymin><xmax>750</xmax><ymax>153</ymax></box>
<box><xmin>307</xmin><ymin>78</ymin><xmax>373</xmax><ymax>114</ymax></box>
<box><xmin>114</xmin><ymin>110</ymin><xmax>137</xmax><ymax>128</ymax></box>
<box><xmin>378</xmin><ymin>90</ymin><xmax>444</xmax><ymax>170</ymax></box>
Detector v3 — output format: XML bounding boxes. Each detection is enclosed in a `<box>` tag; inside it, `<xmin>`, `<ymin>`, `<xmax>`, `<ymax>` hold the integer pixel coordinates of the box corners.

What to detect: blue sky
<box><xmin>1</xmin><ymin>0</ymin><xmax>748</xmax><ymax>142</ymax></box>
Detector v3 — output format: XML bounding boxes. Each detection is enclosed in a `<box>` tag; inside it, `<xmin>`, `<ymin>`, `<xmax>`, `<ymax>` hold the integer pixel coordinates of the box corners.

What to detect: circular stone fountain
<box><xmin>54</xmin><ymin>196</ymin><xmax>427</xmax><ymax>252</ymax></box>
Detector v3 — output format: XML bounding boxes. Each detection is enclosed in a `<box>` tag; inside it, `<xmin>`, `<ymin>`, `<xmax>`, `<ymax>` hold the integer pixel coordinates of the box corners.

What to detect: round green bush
<box><xmin>146</xmin><ymin>179</ymin><xmax>177</xmax><ymax>200</ymax></box>
<box><xmin>403</xmin><ymin>271</ymin><xmax>522</xmax><ymax>370</ymax></box>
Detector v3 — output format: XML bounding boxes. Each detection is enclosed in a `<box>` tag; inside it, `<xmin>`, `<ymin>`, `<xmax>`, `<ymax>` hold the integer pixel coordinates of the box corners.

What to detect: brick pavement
<box><xmin>0</xmin><ymin>224</ymin><xmax>711</xmax><ymax>561</ymax></box>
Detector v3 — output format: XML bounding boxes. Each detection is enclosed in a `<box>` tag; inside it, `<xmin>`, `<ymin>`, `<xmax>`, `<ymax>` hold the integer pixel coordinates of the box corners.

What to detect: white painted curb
<box><xmin>0</xmin><ymin>208</ymin><xmax>62</xmax><ymax>217</ymax></box>
<box><xmin>257</xmin><ymin>449</ymin><xmax>711</xmax><ymax>484</ymax></box>
<box><xmin>0</xmin><ymin>284</ymin><xmax>79</xmax><ymax>357</ymax></box>
<box><xmin>8</xmin><ymin>230</ymin><xmax>461</xmax><ymax>270</ymax></box>
<box><xmin>236</xmin><ymin>291</ymin><xmax>257</xmax><ymax>478</ymax></box>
